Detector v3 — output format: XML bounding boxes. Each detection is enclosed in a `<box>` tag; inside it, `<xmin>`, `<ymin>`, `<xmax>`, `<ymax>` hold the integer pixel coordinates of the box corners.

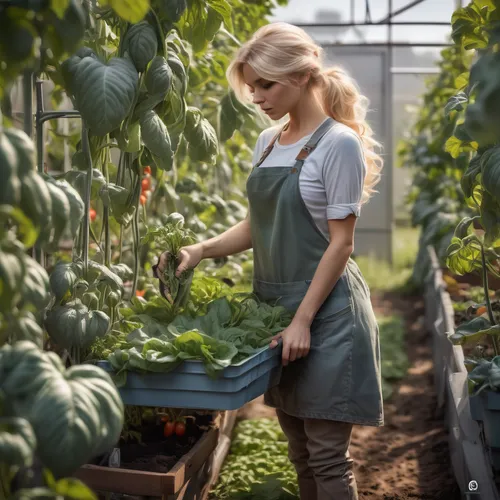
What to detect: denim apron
<box><xmin>247</xmin><ymin>118</ymin><xmax>384</xmax><ymax>426</ymax></box>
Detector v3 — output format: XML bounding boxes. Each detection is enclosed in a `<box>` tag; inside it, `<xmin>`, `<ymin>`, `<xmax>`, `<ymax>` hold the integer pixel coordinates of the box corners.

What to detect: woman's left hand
<box><xmin>270</xmin><ymin>319</ymin><xmax>311</xmax><ymax>366</ymax></box>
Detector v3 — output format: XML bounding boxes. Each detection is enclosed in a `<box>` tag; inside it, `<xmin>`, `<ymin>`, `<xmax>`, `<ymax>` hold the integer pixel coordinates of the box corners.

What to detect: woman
<box><xmin>158</xmin><ymin>22</ymin><xmax>384</xmax><ymax>500</ymax></box>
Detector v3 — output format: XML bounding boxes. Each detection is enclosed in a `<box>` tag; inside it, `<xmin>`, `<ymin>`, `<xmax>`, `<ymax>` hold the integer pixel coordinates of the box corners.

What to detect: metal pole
<box><xmin>35</xmin><ymin>80</ymin><xmax>45</xmax><ymax>174</ymax></box>
<box><xmin>351</xmin><ymin>0</ymin><xmax>355</xmax><ymax>24</ymax></box>
<box><xmin>34</xmin><ymin>79</ymin><xmax>45</xmax><ymax>266</ymax></box>
<box><xmin>377</xmin><ymin>0</ymin><xmax>427</xmax><ymax>24</ymax></box>
<box><xmin>387</xmin><ymin>0</ymin><xmax>394</xmax><ymax>265</ymax></box>
<box><xmin>22</xmin><ymin>70</ymin><xmax>33</xmax><ymax>138</ymax></box>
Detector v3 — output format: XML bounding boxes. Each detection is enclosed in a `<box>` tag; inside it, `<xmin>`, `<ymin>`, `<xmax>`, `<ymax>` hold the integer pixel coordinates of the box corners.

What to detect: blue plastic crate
<box><xmin>97</xmin><ymin>345</ymin><xmax>283</xmax><ymax>410</ymax></box>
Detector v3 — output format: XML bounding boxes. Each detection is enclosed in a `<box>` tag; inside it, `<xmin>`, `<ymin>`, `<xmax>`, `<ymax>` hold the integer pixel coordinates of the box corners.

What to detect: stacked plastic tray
<box><xmin>97</xmin><ymin>345</ymin><xmax>283</xmax><ymax>410</ymax></box>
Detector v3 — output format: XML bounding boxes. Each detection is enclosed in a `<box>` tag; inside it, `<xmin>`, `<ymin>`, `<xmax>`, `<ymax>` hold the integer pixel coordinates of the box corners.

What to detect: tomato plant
<box><xmin>175</xmin><ymin>421</ymin><xmax>186</xmax><ymax>437</ymax></box>
<box><xmin>164</xmin><ymin>421</ymin><xmax>175</xmax><ymax>437</ymax></box>
<box><xmin>0</xmin><ymin>0</ymin><xmax>289</xmax><ymax>495</ymax></box>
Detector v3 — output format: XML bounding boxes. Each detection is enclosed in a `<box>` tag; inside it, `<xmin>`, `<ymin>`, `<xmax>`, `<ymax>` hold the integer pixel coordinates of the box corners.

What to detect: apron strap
<box><xmin>294</xmin><ymin>117</ymin><xmax>336</xmax><ymax>170</ymax></box>
<box><xmin>254</xmin><ymin>122</ymin><xmax>290</xmax><ymax>168</ymax></box>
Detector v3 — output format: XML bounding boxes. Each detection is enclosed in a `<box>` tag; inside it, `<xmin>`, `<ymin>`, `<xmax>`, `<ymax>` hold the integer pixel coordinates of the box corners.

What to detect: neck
<box><xmin>286</xmin><ymin>92</ymin><xmax>328</xmax><ymax>136</ymax></box>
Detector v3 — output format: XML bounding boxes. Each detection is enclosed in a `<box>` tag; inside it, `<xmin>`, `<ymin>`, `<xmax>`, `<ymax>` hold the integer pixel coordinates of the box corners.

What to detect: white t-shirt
<box><xmin>251</xmin><ymin>119</ymin><xmax>367</xmax><ymax>240</ymax></box>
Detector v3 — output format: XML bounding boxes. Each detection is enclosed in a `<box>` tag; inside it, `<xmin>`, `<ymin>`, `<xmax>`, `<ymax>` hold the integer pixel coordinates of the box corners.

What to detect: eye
<box><xmin>262</xmin><ymin>82</ymin><xmax>275</xmax><ymax>90</ymax></box>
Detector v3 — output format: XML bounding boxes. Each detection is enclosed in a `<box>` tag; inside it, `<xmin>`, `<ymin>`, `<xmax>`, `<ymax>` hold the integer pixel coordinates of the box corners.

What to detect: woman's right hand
<box><xmin>158</xmin><ymin>243</ymin><xmax>204</xmax><ymax>278</ymax></box>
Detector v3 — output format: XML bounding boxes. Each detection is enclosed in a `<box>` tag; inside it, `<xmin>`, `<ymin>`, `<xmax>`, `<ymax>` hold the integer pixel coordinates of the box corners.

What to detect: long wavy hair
<box><xmin>226</xmin><ymin>22</ymin><xmax>383</xmax><ymax>204</ymax></box>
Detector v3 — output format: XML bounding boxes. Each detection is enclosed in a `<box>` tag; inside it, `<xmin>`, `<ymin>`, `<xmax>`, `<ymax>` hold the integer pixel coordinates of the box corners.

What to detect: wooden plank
<box><xmin>75</xmin><ymin>427</ymin><xmax>218</xmax><ymax>497</ymax></box>
<box><xmin>201</xmin><ymin>410</ymin><xmax>238</xmax><ymax>500</ymax></box>
<box><xmin>165</xmin><ymin>426</ymin><xmax>219</xmax><ymax>495</ymax></box>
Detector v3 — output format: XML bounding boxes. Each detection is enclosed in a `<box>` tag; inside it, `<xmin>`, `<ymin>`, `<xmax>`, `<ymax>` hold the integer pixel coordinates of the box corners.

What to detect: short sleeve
<box><xmin>323</xmin><ymin>132</ymin><xmax>366</xmax><ymax>220</ymax></box>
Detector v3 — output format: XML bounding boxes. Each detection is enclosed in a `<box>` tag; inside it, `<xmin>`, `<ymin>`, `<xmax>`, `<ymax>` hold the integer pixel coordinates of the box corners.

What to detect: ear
<box><xmin>296</xmin><ymin>71</ymin><xmax>311</xmax><ymax>89</ymax></box>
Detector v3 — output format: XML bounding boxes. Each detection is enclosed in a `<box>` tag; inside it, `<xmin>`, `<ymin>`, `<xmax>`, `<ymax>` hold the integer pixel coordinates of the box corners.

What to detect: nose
<box><xmin>252</xmin><ymin>91</ymin><xmax>264</xmax><ymax>105</ymax></box>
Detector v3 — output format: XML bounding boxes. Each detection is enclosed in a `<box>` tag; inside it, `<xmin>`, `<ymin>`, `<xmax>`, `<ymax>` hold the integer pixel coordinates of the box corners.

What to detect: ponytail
<box><xmin>315</xmin><ymin>67</ymin><xmax>383</xmax><ymax>204</ymax></box>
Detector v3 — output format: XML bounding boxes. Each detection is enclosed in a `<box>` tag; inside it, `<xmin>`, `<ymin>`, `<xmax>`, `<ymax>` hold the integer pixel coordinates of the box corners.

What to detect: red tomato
<box><xmin>164</xmin><ymin>421</ymin><xmax>175</xmax><ymax>437</ymax></box>
<box><xmin>89</xmin><ymin>209</ymin><xmax>97</xmax><ymax>222</ymax></box>
<box><xmin>175</xmin><ymin>422</ymin><xmax>186</xmax><ymax>437</ymax></box>
<box><xmin>140</xmin><ymin>194</ymin><xmax>147</xmax><ymax>206</ymax></box>
<box><xmin>143</xmin><ymin>166</ymin><xmax>152</xmax><ymax>175</ymax></box>
<box><xmin>141</xmin><ymin>178</ymin><xmax>151</xmax><ymax>192</ymax></box>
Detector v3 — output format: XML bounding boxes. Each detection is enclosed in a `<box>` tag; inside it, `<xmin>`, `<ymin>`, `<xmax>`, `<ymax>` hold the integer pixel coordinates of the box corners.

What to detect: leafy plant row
<box><xmin>0</xmin><ymin>0</ymin><xmax>287</xmax><ymax>497</ymax></box>
<box><xmin>402</xmin><ymin>0</ymin><xmax>500</xmax><ymax>395</ymax></box>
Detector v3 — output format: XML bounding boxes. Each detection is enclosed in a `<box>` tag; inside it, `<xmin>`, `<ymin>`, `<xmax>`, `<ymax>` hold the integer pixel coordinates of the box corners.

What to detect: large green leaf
<box><xmin>51</xmin><ymin>0</ymin><xmax>87</xmax><ymax>55</ymax></box>
<box><xmin>45</xmin><ymin>300</ymin><xmax>110</xmax><ymax>348</ymax></box>
<box><xmin>0</xmin><ymin>342</ymin><xmax>124</xmax><ymax>478</ymax></box>
<box><xmin>19</xmin><ymin>173</ymin><xmax>53</xmax><ymax>237</ymax></box>
<box><xmin>64</xmin><ymin>168</ymin><xmax>106</xmax><ymax>200</ymax></box>
<box><xmin>0</xmin><ymin>131</ymin><xmax>21</xmax><ymax>206</ymax></box>
<box><xmin>122</xmin><ymin>21</ymin><xmax>158</xmax><ymax>72</ymax></box>
<box><xmin>446</xmin><ymin>234</ymin><xmax>482</xmax><ymax>275</ymax></box>
<box><xmin>43</xmin><ymin>180</ymin><xmax>71</xmax><ymax>250</ymax></box>
<box><xmin>140</xmin><ymin>110</ymin><xmax>173</xmax><ymax>170</ymax></box>
<box><xmin>184</xmin><ymin>106</ymin><xmax>218</xmax><ymax>164</ymax></box>
<box><xmin>461</xmin><ymin>152</ymin><xmax>482</xmax><ymax>198</ymax></box>
<box><xmin>207</xmin><ymin>0</ymin><xmax>232</xmax><ymax>31</ymax></box>
<box><xmin>218</xmin><ymin>91</ymin><xmax>249</xmax><ymax>142</ymax></box>
<box><xmin>22</xmin><ymin>257</ymin><xmax>51</xmax><ymax>310</ymax></box>
<box><xmin>99</xmin><ymin>183</ymin><xmax>136</xmax><ymax>226</ymax></box>
<box><xmin>50</xmin><ymin>261</ymin><xmax>81</xmax><ymax>302</ymax></box>
<box><xmin>449</xmin><ymin>316</ymin><xmax>500</xmax><ymax>345</ymax></box>
<box><xmin>54</xmin><ymin>179</ymin><xmax>85</xmax><ymax>238</ymax></box>
<box><xmin>0</xmin><ymin>247</ymin><xmax>26</xmax><ymax>314</ymax></box>
<box><xmin>156</xmin><ymin>0</ymin><xmax>187</xmax><ymax>23</ymax></box>
<box><xmin>145</xmin><ymin>56</ymin><xmax>173</xmax><ymax>96</ymax></box>
<box><xmin>0</xmin><ymin>417</ymin><xmax>36</xmax><ymax>468</ymax></box>
<box><xmin>4</xmin><ymin>127</ymin><xmax>35</xmax><ymax>178</ymax></box>
<box><xmin>72</xmin><ymin>56</ymin><xmax>139</xmax><ymax>136</ymax></box>
<box><xmin>105</xmin><ymin>0</ymin><xmax>150</xmax><ymax>23</ymax></box>
<box><xmin>480</xmin><ymin>190</ymin><xmax>500</xmax><ymax>244</ymax></box>
<box><xmin>481</xmin><ymin>145</ymin><xmax>500</xmax><ymax>200</ymax></box>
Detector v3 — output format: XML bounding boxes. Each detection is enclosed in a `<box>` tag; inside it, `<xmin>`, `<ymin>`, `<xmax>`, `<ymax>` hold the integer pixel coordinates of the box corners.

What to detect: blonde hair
<box><xmin>227</xmin><ymin>22</ymin><xmax>383</xmax><ymax>204</ymax></box>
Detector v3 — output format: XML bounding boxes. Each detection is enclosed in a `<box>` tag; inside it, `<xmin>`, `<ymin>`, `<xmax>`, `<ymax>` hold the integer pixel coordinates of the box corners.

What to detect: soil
<box><xmin>91</xmin><ymin>412</ymin><xmax>214</xmax><ymax>473</ymax></box>
<box><xmin>237</xmin><ymin>291</ymin><xmax>462</xmax><ymax>499</ymax></box>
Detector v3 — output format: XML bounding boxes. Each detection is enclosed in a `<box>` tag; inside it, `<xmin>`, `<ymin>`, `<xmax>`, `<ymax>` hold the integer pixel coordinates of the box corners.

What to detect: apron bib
<box><xmin>247</xmin><ymin>118</ymin><xmax>384</xmax><ymax>426</ymax></box>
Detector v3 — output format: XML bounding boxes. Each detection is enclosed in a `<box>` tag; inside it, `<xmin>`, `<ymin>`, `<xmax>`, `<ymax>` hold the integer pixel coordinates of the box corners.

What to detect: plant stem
<box><xmin>103</xmin><ymin>159</ymin><xmax>111</xmax><ymax>267</ymax></box>
<box><xmin>481</xmin><ymin>244</ymin><xmax>499</xmax><ymax>356</ymax></box>
<box><xmin>151</xmin><ymin>8</ymin><xmax>167</xmax><ymax>57</ymax></box>
<box><xmin>81</xmin><ymin>124</ymin><xmax>93</xmax><ymax>275</ymax></box>
<box><xmin>119</xmin><ymin>226</ymin><xmax>124</xmax><ymax>263</ymax></box>
<box><xmin>131</xmin><ymin>209</ymin><xmax>140</xmax><ymax>298</ymax></box>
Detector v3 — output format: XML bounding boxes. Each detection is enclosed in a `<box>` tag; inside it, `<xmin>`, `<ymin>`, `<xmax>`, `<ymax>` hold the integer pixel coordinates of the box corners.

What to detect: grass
<box><xmin>378</xmin><ymin>313</ymin><xmax>410</xmax><ymax>400</ymax></box>
<box><xmin>355</xmin><ymin>226</ymin><xmax>420</xmax><ymax>293</ymax></box>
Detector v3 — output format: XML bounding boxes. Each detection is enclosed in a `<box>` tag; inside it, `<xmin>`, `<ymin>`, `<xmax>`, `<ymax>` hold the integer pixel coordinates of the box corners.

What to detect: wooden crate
<box><xmin>75</xmin><ymin>426</ymin><xmax>219</xmax><ymax>499</ymax></box>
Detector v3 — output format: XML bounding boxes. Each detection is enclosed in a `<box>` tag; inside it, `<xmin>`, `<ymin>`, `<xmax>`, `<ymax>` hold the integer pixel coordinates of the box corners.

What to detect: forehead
<box><xmin>242</xmin><ymin>63</ymin><xmax>266</xmax><ymax>86</ymax></box>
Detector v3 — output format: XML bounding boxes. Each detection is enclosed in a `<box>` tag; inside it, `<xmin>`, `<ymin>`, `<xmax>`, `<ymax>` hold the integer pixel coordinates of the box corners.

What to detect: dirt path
<box><xmin>237</xmin><ymin>292</ymin><xmax>461</xmax><ymax>499</ymax></box>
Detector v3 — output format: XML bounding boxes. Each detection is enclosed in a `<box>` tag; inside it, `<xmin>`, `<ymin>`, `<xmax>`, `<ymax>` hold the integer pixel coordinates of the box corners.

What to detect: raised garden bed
<box><xmin>74</xmin><ymin>411</ymin><xmax>219</xmax><ymax>499</ymax></box>
<box><xmin>425</xmin><ymin>246</ymin><xmax>500</xmax><ymax>500</ymax></box>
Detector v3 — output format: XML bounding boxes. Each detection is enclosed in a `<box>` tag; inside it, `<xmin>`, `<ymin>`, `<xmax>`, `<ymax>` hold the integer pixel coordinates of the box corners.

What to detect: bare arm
<box><xmin>293</xmin><ymin>215</ymin><xmax>356</xmax><ymax>325</ymax></box>
<box><xmin>200</xmin><ymin>216</ymin><xmax>252</xmax><ymax>259</ymax></box>
<box><xmin>159</xmin><ymin>215</ymin><xmax>252</xmax><ymax>278</ymax></box>
<box><xmin>270</xmin><ymin>215</ymin><xmax>356</xmax><ymax>365</ymax></box>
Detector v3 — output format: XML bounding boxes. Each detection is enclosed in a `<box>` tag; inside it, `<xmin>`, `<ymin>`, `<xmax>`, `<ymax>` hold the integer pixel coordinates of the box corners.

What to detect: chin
<box><xmin>269</xmin><ymin>110</ymin><xmax>286</xmax><ymax>120</ymax></box>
